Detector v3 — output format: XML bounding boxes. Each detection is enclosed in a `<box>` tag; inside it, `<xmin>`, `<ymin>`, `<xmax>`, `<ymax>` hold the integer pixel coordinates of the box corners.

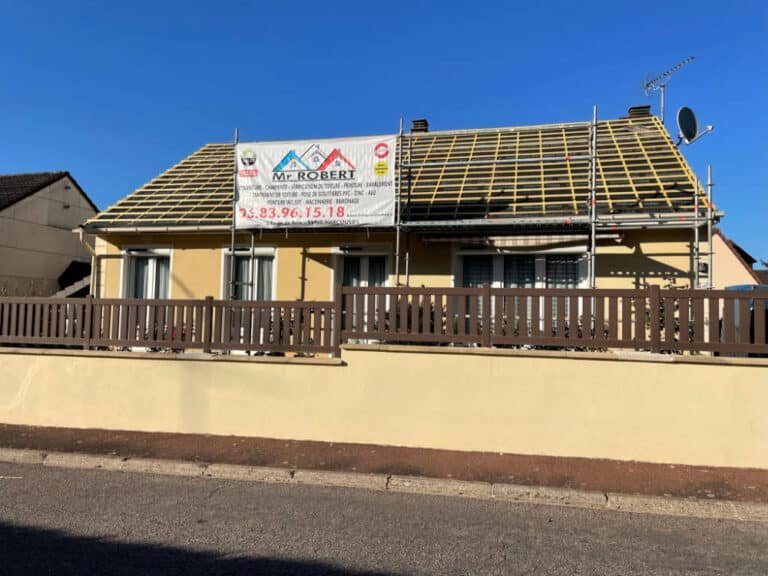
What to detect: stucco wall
<box><xmin>94</xmin><ymin>229</ymin><xmax>699</xmax><ymax>298</ymax></box>
<box><xmin>0</xmin><ymin>177</ymin><xmax>96</xmax><ymax>296</ymax></box>
<box><xmin>711</xmin><ymin>233</ymin><xmax>760</xmax><ymax>288</ymax></box>
<box><xmin>0</xmin><ymin>347</ymin><xmax>765</xmax><ymax>469</ymax></box>
<box><xmin>595</xmin><ymin>229</ymin><xmax>701</xmax><ymax>289</ymax></box>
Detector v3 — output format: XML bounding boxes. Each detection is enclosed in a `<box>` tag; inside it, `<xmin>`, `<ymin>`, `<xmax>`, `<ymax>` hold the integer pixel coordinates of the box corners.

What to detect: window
<box><xmin>459</xmin><ymin>252</ymin><xmax>585</xmax><ymax>335</ymax></box>
<box><xmin>124</xmin><ymin>250</ymin><xmax>170</xmax><ymax>299</ymax></box>
<box><xmin>545</xmin><ymin>255</ymin><xmax>580</xmax><ymax>289</ymax></box>
<box><xmin>545</xmin><ymin>254</ymin><xmax>582</xmax><ymax>324</ymax></box>
<box><xmin>462</xmin><ymin>255</ymin><xmax>535</xmax><ymax>324</ymax></box>
<box><xmin>503</xmin><ymin>255</ymin><xmax>535</xmax><ymax>288</ymax></box>
<box><xmin>459</xmin><ymin>253</ymin><xmax>584</xmax><ymax>288</ymax></box>
<box><xmin>224</xmin><ymin>250</ymin><xmax>274</xmax><ymax>300</ymax></box>
<box><xmin>462</xmin><ymin>255</ymin><xmax>493</xmax><ymax>288</ymax></box>
<box><xmin>342</xmin><ymin>255</ymin><xmax>386</xmax><ymax>287</ymax></box>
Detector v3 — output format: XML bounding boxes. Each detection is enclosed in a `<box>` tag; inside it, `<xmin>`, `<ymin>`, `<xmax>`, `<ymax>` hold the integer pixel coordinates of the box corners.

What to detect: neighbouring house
<box><xmin>710</xmin><ymin>230</ymin><xmax>764</xmax><ymax>288</ymax></box>
<box><xmin>0</xmin><ymin>172</ymin><xmax>98</xmax><ymax>297</ymax></box>
<box><xmin>83</xmin><ymin>106</ymin><xmax>723</xmax><ymax>301</ymax></box>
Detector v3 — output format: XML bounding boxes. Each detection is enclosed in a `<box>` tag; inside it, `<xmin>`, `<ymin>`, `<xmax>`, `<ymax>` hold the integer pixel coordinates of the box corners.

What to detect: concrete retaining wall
<box><xmin>0</xmin><ymin>346</ymin><xmax>765</xmax><ymax>469</ymax></box>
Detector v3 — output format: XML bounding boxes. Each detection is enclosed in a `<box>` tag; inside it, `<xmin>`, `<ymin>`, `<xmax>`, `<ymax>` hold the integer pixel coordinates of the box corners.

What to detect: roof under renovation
<box><xmin>85</xmin><ymin>111</ymin><xmax>711</xmax><ymax>230</ymax></box>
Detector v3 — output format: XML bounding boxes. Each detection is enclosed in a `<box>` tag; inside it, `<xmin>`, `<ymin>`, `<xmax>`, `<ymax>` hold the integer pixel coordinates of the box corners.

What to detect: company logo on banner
<box><xmin>236</xmin><ymin>135</ymin><xmax>396</xmax><ymax>229</ymax></box>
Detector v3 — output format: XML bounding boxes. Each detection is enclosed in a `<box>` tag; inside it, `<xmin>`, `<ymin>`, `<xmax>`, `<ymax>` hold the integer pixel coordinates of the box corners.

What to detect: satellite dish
<box><xmin>677</xmin><ymin>107</ymin><xmax>698</xmax><ymax>143</ymax></box>
<box><xmin>676</xmin><ymin>106</ymin><xmax>714</xmax><ymax>146</ymax></box>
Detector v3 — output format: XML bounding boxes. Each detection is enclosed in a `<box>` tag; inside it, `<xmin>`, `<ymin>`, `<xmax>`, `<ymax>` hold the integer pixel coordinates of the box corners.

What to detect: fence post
<box><xmin>331</xmin><ymin>282</ymin><xmax>343</xmax><ymax>357</ymax></box>
<box><xmin>202</xmin><ymin>296</ymin><xmax>214</xmax><ymax>354</ymax></box>
<box><xmin>648</xmin><ymin>284</ymin><xmax>661</xmax><ymax>354</ymax></box>
<box><xmin>481</xmin><ymin>283</ymin><xmax>491</xmax><ymax>348</ymax></box>
<box><xmin>83</xmin><ymin>294</ymin><xmax>94</xmax><ymax>350</ymax></box>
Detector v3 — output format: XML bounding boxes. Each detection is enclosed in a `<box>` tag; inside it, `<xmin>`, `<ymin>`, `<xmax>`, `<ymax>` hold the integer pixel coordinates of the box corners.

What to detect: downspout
<box><xmin>75</xmin><ymin>226</ymin><xmax>98</xmax><ymax>296</ymax></box>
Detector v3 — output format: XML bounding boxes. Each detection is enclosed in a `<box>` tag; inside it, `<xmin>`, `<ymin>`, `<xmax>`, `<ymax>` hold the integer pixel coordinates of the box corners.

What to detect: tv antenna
<box><xmin>643</xmin><ymin>56</ymin><xmax>694</xmax><ymax>123</ymax></box>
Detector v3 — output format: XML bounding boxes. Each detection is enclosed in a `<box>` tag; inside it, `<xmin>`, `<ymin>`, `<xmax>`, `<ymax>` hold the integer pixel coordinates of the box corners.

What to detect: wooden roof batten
<box><xmin>85</xmin><ymin>113</ymin><xmax>717</xmax><ymax>232</ymax></box>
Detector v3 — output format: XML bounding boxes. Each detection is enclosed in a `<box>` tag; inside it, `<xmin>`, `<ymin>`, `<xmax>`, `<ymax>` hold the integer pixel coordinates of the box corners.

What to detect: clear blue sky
<box><xmin>2</xmin><ymin>1</ymin><xmax>766</xmax><ymax>260</ymax></box>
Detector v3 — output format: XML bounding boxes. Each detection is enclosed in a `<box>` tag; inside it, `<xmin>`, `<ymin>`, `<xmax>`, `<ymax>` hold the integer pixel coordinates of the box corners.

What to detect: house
<box><xmin>710</xmin><ymin>230</ymin><xmax>763</xmax><ymax>288</ymax></box>
<box><xmin>0</xmin><ymin>172</ymin><xmax>98</xmax><ymax>296</ymax></box>
<box><xmin>83</xmin><ymin>106</ymin><xmax>721</xmax><ymax>301</ymax></box>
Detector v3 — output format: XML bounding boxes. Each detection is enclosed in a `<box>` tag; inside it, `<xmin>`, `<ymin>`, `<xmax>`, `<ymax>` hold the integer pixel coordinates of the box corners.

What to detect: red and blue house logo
<box><xmin>274</xmin><ymin>144</ymin><xmax>356</xmax><ymax>172</ymax></box>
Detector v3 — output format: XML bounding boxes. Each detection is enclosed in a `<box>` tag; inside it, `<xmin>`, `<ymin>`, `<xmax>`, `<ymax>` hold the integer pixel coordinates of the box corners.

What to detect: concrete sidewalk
<box><xmin>1</xmin><ymin>423</ymin><xmax>767</xmax><ymax>504</ymax></box>
<box><xmin>1</xmin><ymin>446</ymin><xmax>767</xmax><ymax>523</ymax></box>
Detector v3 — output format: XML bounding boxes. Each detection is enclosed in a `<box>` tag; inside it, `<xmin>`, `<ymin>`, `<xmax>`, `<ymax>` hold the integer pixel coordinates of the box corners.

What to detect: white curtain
<box><xmin>154</xmin><ymin>257</ymin><xmax>170</xmax><ymax>299</ymax></box>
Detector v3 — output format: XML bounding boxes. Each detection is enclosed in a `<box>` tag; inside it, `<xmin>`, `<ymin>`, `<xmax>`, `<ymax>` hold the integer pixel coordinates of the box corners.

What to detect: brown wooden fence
<box><xmin>339</xmin><ymin>285</ymin><xmax>768</xmax><ymax>356</ymax></box>
<box><xmin>0</xmin><ymin>296</ymin><xmax>336</xmax><ymax>355</ymax></box>
<box><xmin>0</xmin><ymin>287</ymin><xmax>766</xmax><ymax>356</ymax></box>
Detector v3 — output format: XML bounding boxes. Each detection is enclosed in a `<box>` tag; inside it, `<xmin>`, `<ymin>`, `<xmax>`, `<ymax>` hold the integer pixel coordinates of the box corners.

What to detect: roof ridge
<box><xmin>0</xmin><ymin>170</ymin><xmax>68</xmax><ymax>177</ymax></box>
<box><xmin>196</xmin><ymin>116</ymin><xmax>657</xmax><ymax>147</ymax></box>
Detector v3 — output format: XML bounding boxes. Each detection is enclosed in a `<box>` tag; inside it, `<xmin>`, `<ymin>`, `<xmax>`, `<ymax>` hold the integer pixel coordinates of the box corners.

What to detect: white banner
<box><xmin>235</xmin><ymin>135</ymin><xmax>396</xmax><ymax>229</ymax></box>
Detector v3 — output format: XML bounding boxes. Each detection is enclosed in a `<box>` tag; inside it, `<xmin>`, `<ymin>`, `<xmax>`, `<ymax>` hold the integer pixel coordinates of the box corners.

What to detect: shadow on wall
<box><xmin>597</xmin><ymin>242</ymin><xmax>691</xmax><ymax>289</ymax></box>
<box><xmin>0</xmin><ymin>521</ymin><xmax>396</xmax><ymax>576</ymax></box>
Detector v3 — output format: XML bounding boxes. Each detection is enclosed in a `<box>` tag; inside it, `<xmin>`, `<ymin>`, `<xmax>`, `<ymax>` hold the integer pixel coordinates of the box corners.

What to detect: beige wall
<box><xmin>96</xmin><ymin>231</ymin><xmax>399</xmax><ymax>299</ymax></box>
<box><xmin>0</xmin><ymin>177</ymin><xmax>96</xmax><ymax>296</ymax></box>
<box><xmin>711</xmin><ymin>233</ymin><xmax>760</xmax><ymax>289</ymax></box>
<box><xmin>94</xmin><ymin>229</ymin><xmax>701</xmax><ymax>299</ymax></box>
<box><xmin>595</xmin><ymin>229</ymin><xmax>700</xmax><ymax>289</ymax></box>
<box><xmin>0</xmin><ymin>347</ymin><xmax>766</xmax><ymax>469</ymax></box>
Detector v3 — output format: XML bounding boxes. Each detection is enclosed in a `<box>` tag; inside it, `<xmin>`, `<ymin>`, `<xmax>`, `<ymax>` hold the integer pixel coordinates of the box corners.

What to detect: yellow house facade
<box><xmin>92</xmin><ymin>229</ymin><xmax>708</xmax><ymax>300</ymax></box>
<box><xmin>85</xmin><ymin>107</ymin><xmax>723</xmax><ymax>301</ymax></box>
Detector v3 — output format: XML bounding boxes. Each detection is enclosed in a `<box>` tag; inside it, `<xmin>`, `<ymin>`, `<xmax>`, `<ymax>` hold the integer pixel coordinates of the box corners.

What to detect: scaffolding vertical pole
<box><xmin>250</xmin><ymin>230</ymin><xmax>256</xmax><ymax>300</ymax></box>
<box><xmin>405</xmin><ymin>234</ymin><xmax>411</xmax><ymax>286</ymax></box>
<box><xmin>589</xmin><ymin>106</ymin><xmax>598</xmax><ymax>288</ymax></box>
<box><xmin>707</xmin><ymin>165</ymin><xmax>713</xmax><ymax>289</ymax></box>
<box><xmin>693</xmin><ymin>176</ymin><xmax>699</xmax><ymax>288</ymax></box>
<box><xmin>229</xmin><ymin>128</ymin><xmax>239</xmax><ymax>300</ymax></box>
<box><xmin>405</xmin><ymin>131</ymin><xmax>413</xmax><ymax>287</ymax></box>
<box><xmin>395</xmin><ymin>118</ymin><xmax>403</xmax><ymax>286</ymax></box>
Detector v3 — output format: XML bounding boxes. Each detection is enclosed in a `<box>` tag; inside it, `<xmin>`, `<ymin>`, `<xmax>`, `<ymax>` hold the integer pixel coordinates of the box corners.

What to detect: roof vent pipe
<box><xmin>411</xmin><ymin>119</ymin><xmax>429</xmax><ymax>133</ymax></box>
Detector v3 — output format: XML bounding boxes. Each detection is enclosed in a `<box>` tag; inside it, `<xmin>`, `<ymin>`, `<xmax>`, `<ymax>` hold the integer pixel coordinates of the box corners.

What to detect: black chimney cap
<box><xmin>411</xmin><ymin>118</ymin><xmax>429</xmax><ymax>133</ymax></box>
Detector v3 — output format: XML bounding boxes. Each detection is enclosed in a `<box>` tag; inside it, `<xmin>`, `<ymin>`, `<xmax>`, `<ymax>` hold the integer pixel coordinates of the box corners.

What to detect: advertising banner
<box><xmin>235</xmin><ymin>135</ymin><xmax>397</xmax><ymax>229</ymax></box>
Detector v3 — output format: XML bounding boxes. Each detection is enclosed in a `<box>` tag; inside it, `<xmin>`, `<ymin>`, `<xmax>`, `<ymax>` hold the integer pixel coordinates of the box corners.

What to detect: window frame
<box><xmin>341</xmin><ymin>254</ymin><xmax>389</xmax><ymax>288</ymax></box>
<box><xmin>220</xmin><ymin>246</ymin><xmax>277</xmax><ymax>301</ymax></box>
<box><xmin>331</xmin><ymin>245</ymin><xmax>392</xmax><ymax>290</ymax></box>
<box><xmin>120</xmin><ymin>247</ymin><xmax>172</xmax><ymax>299</ymax></box>
<box><xmin>454</xmin><ymin>247</ymin><xmax>588</xmax><ymax>289</ymax></box>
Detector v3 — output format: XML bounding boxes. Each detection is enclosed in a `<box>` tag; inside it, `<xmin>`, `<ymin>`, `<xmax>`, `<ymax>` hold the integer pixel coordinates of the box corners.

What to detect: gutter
<box><xmin>401</xmin><ymin>211</ymin><xmax>725</xmax><ymax>230</ymax></box>
<box><xmin>83</xmin><ymin>224</ymin><xmax>232</xmax><ymax>234</ymax></box>
<box><xmin>82</xmin><ymin>211</ymin><xmax>725</xmax><ymax>235</ymax></box>
<box><xmin>74</xmin><ymin>226</ymin><xmax>97</xmax><ymax>256</ymax></box>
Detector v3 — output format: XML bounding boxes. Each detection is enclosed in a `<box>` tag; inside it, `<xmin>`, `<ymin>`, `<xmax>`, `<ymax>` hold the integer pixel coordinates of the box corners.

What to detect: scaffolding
<box><xmin>392</xmin><ymin>107</ymin><xmax>718</xmax><ymax>290</ymax></box>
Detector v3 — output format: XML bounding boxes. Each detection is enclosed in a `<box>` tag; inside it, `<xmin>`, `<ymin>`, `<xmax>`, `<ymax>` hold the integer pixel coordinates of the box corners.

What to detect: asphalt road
<box><xmin>0</xmin><ymin>462</ymin><xmax>766</xmax><ymax>575</ymax></box>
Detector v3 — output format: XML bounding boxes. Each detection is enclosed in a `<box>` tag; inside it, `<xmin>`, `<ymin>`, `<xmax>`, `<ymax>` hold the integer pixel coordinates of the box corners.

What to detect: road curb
<box><xmin>1</xmin><ymin>447</ymin><xmax>766</xmax><ymax>523</ymax></box>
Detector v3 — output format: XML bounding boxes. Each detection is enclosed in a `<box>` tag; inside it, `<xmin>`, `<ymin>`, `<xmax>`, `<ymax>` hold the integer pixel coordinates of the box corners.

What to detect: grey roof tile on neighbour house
<box><xmin>85</xmin><ymin>113</ymin><xmax>710</xmax><ymax>229</ymax></box>
<box><xmin>0</xmin><ymin>172</ymin><xmax>68</xmax><ymax>211</ymax></box>
<box><xmin>0</xmin><ymin>171</ymin><xmax>98</xmax><ymax>213</ymax></box>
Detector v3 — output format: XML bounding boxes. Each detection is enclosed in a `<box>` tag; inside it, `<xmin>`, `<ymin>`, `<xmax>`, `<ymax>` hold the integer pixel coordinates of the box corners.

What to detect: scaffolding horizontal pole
<box><xmin>399</xmin><ymin>155</ymin><xmax>593</xmax><ymax>170</ymax></box>
<box><xmin>400</xmin><ymin>211</ymin><xmax>724</xmax><ymax>230</ymax></box>
<box><xmin>401</xmin><ymin>120</ymin><xmax>593</xmax><ymax>138</ymax></box>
